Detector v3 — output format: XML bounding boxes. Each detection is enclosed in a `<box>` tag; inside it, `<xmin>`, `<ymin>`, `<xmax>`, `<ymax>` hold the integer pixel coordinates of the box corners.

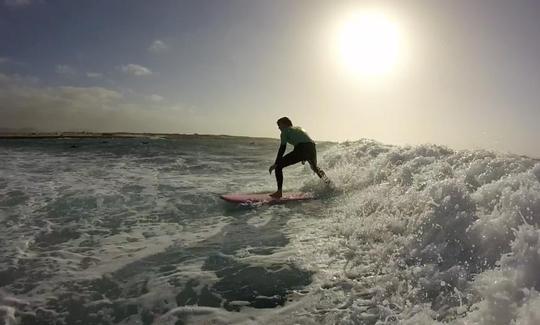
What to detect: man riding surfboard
<box><xmin>268</xmin><ymin>117</ymin><xmax>330</xmax><ymax>198</ymax></box>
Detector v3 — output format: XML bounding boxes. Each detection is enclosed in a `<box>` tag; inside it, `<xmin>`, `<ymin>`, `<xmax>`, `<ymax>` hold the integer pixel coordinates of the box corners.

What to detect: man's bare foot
<box><xmin>270</xmin><ymin>190</ymin><xmax>282</xmax><ymax>198</ymax></box>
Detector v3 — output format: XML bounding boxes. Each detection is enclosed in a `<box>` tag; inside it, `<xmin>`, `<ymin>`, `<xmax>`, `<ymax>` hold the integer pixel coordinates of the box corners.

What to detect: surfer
<box><xmin>268</xmin><ymin>117</ymin><xmax>330</xmax><ymax>198</ymax></box>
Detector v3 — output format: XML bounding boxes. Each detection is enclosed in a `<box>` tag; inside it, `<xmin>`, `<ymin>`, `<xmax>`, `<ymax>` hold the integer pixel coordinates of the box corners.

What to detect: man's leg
<box><xmin>308</xmin><ymin>160</ymin><xmax>330</xmax><ymax>184</ymax></box>
<box><xmin>304</xmin><ymin>143</ymin><xmax>331</xmax><ymax>184</ymax></box>
<box><xmin>272</xmin><ymin>150</ymin><xmax>303</xmax><ymax>197</ymax></box>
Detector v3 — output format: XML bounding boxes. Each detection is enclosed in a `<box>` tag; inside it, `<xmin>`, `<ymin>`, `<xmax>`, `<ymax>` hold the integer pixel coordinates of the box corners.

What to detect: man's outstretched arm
<box><xmin>269</xmin><ymin>144</ymin><xmax>286</xmax><ymax>174</ymax></box>
<box><xmin>275</xmin><ymin>144</ymin><xmax>286</xmax><ymax>164</ymax></box>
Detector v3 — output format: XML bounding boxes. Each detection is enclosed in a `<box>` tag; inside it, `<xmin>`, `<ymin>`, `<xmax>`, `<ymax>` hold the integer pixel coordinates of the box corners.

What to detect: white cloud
<box><xmin>0</xmin><ymin>73</ymin><xmax>194</xmax><ymax>133</ymax></box>
<box><xmin>0</xmin><ymin>57</ymin><xmax>25</xmax><ymax>66</ymax></box>
<box><xmin>56</xmin><ymin>64</ymin><xmax>76</xmax><ymax>76</ymax></box>
<box><xmin>148</xmin><ymin>40</ymin><xmax>169</xmax><ymax>53</ymax></box>
<box><xmin>119</xmin><ymin>64</ymin><xmax>152</xmax><ymax>76</ymax></box>
<box><xmin>0</xmin><ymin>73</ymin><xmax>38</xmax><ymax>84</ymax></box>
<box><xmin>86</xmin><ymin>72</ymin><xmax>103</xmax><ymax>78</ymax></box>
<box><xmin>4</xmin><ymin>0</ymin><xmax>32</xmax><ymax>7</ymax></box>
<box><xmin>146</xmin><ymin>94</ymin><xmax>164</xmax><ymax>102</ymax></box>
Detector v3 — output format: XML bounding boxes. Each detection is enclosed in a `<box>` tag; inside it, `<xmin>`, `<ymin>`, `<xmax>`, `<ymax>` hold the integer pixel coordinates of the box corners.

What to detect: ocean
<box><xmin>1</xmin><ymin>136</ymin><xmax>540</xmax><ymax>324</ymax></box>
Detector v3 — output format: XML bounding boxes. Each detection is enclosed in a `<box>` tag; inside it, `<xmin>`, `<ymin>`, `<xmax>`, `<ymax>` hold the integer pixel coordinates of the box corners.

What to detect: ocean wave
<box><xmin>294</xmin><ymin>139</ymin><xmax>540</xmax><ymax>324</ymax></box>
<box><xmin>2</xmin><ymin>137</ymin><xmax>540</xmax><ymax>324</ymax></box>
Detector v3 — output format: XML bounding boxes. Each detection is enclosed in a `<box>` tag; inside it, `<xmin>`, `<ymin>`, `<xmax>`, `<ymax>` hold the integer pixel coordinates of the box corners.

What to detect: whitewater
<box><xmin>1</xmin><ymin>136</ymin><xmax>540</xmax><ymax>325</ymax></box>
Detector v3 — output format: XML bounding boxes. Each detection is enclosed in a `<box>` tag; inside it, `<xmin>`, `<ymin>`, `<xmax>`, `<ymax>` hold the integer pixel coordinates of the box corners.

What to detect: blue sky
<box><xmin>1</xmin><ymin>0</ymin><xmax>540</xmax><ymax>156</ymax></box>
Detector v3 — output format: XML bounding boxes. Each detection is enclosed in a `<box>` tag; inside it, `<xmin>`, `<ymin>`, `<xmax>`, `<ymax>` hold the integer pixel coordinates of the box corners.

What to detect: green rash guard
<box><xmin>280</xmin><ymin>126</ymin><xmax>314</xmax><ymax>146</ymax></box>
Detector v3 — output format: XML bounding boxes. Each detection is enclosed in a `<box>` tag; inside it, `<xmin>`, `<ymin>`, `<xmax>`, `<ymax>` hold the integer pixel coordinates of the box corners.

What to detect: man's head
<box><xmin>277</xmin><ymin>117</ymin><xmax>292</xmax><ymax>131</ymax></box>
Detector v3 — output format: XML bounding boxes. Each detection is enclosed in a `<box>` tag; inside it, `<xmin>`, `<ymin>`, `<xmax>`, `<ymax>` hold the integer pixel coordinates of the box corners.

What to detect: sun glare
<box><xmin>335</xmin><ymin>11</ymin><xmax>401</xmax><ymax>77</ymax></box>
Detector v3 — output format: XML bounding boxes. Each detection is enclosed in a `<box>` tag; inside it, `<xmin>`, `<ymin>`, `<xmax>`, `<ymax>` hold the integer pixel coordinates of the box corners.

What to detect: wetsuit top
<box><xmin>280</xmin><ymin>126</ymin><xmax>313</xmax><ymax>146</ymax></box>
<box><xmin>275</xmin><ymin>126</ymin><xmax>314</xmax><ymax>164</ymax></box>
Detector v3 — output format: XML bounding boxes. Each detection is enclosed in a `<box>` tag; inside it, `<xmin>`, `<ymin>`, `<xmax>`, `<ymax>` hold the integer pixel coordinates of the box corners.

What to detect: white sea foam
<box><xmin>280</xmin><ymin>139</ymin><xmax>540</xmax><ymax>324</ymax></box>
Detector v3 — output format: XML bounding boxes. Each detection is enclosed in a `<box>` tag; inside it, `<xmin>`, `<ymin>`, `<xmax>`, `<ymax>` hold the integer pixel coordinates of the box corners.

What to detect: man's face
<box><xmin>277</xmin><ymin>122</ymin><xmax>285</xmax><ymax>131</ymax></box>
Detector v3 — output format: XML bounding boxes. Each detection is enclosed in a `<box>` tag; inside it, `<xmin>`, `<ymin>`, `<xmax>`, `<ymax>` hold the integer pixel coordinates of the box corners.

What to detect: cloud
<box><xmin>0</xmin><ymin>73</ymin><xmax>38</xmax><ymax>84</ymax></box>
<box><xmin>148</xmin><ymin>40</ymin><xmax>169</xmax><ymax>53</ymax></box>
<box><xmin>4</xmin><ymin>0</ymin><xmax>32</xmax><ymax>7</ymax></box>
<box><xmin>146</xmin><ymin>94</ymin><xmax>164</xmax><ymax>102</ymax></box>
<box><xmin>55</xmin><ymin>64</ymin><xmax>76</xmax><ymax>76</ymax></box>
<box><xmin>0</xmin><ymin>73</ymin><xmax>194</xmax><ymax>133</ymax></box>
<box><xmin>0</xmin><ymin>57</ymin><xmax>25</xmax><ymax>66</ymax></box>
<box><xmin>119</xmin><ymin>64</ymin><xmax>152</xmax><ymax>76</ymax></box>
<box><xmin>86</xmin><ymin>72</ymin><xmax>103</xmax><ymax>78</ymax></box>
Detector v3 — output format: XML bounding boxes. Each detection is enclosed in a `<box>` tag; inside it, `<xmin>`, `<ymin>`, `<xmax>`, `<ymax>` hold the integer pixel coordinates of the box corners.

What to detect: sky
<box><xmin>1</xmin><ymin>0</ymin><xmax>540</xmax><ymax>157</ymax></box>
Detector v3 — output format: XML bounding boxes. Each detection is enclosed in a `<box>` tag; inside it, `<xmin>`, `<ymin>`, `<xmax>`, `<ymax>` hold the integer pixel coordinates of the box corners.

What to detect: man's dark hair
<box><xmin>277</xmin><ymin>117</ymin><xmax>293</xmax><ymax>127</ymax></box>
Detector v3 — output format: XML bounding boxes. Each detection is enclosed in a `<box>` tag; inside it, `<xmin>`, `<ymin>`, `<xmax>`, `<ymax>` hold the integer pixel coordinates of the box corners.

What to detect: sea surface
<box><xmin>1</xmin><ymin>136</ymin><xmax>540</xmax><ymax>324</ymax></box>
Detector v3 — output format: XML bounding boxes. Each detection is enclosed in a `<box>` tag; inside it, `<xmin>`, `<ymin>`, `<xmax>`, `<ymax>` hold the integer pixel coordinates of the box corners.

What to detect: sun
<box><xmin>335</xmin><ymin>11</ymin><xmax>402</xmax><ymax>77</ymax></box>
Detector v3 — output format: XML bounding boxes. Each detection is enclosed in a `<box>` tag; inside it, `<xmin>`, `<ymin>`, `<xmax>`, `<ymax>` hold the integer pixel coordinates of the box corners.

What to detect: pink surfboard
<box><xmin>220</xmin><ymin>192</ymin><xmax>314</xmax><ymax>205</ymax></box>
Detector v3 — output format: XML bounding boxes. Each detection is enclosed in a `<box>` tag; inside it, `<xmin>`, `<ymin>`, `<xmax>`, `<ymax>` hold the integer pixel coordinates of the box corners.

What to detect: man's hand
<box><xmin>269</xmin><ymin>164</ymin><xmax>276</xmax><ymax>174</ymax></box>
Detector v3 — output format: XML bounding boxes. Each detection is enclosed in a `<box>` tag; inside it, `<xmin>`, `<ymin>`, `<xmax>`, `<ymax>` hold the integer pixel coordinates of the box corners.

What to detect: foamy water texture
<box><xmin>1</xmin><ymin>137</ymin><xmax>540</xmax><ymax>324</ymax></box>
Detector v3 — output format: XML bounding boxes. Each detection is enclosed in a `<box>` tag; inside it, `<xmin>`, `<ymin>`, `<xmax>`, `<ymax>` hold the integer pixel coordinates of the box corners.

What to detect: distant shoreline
<box><xmin>0</xmin><ymin>132</ymin><xmax>536</xmax><ymax>159</ymax></box>
<box><xmin>0</xmin><ymin>132</ymin><xmax>276</xmax><ymax>141</ymax></box>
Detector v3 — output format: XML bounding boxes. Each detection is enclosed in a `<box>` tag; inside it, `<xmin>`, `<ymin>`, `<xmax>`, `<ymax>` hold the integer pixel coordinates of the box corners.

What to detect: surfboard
<box><xmin>220</xmin><ymin>192</ymin><xmax>314</xmax><ymax>205</ymax></box>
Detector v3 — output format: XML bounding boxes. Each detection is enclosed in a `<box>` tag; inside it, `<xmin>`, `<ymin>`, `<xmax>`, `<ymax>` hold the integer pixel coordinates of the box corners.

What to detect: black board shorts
<box><xmin>278</xmin><ymin>142</ymin><xmax>317</xmax><ymax>168</ymax></box>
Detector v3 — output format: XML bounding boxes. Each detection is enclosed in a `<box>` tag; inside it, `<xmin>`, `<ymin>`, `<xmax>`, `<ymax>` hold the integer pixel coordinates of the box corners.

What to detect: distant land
<box><xmin>0</xmin><ymin>131</ymin><xmax>279</xmax><ymax>141</ymax></box>
<box><xmin>1</xmin><ymin>131</ymin><xmax>537</xmax><ymax>160</ymax></box>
